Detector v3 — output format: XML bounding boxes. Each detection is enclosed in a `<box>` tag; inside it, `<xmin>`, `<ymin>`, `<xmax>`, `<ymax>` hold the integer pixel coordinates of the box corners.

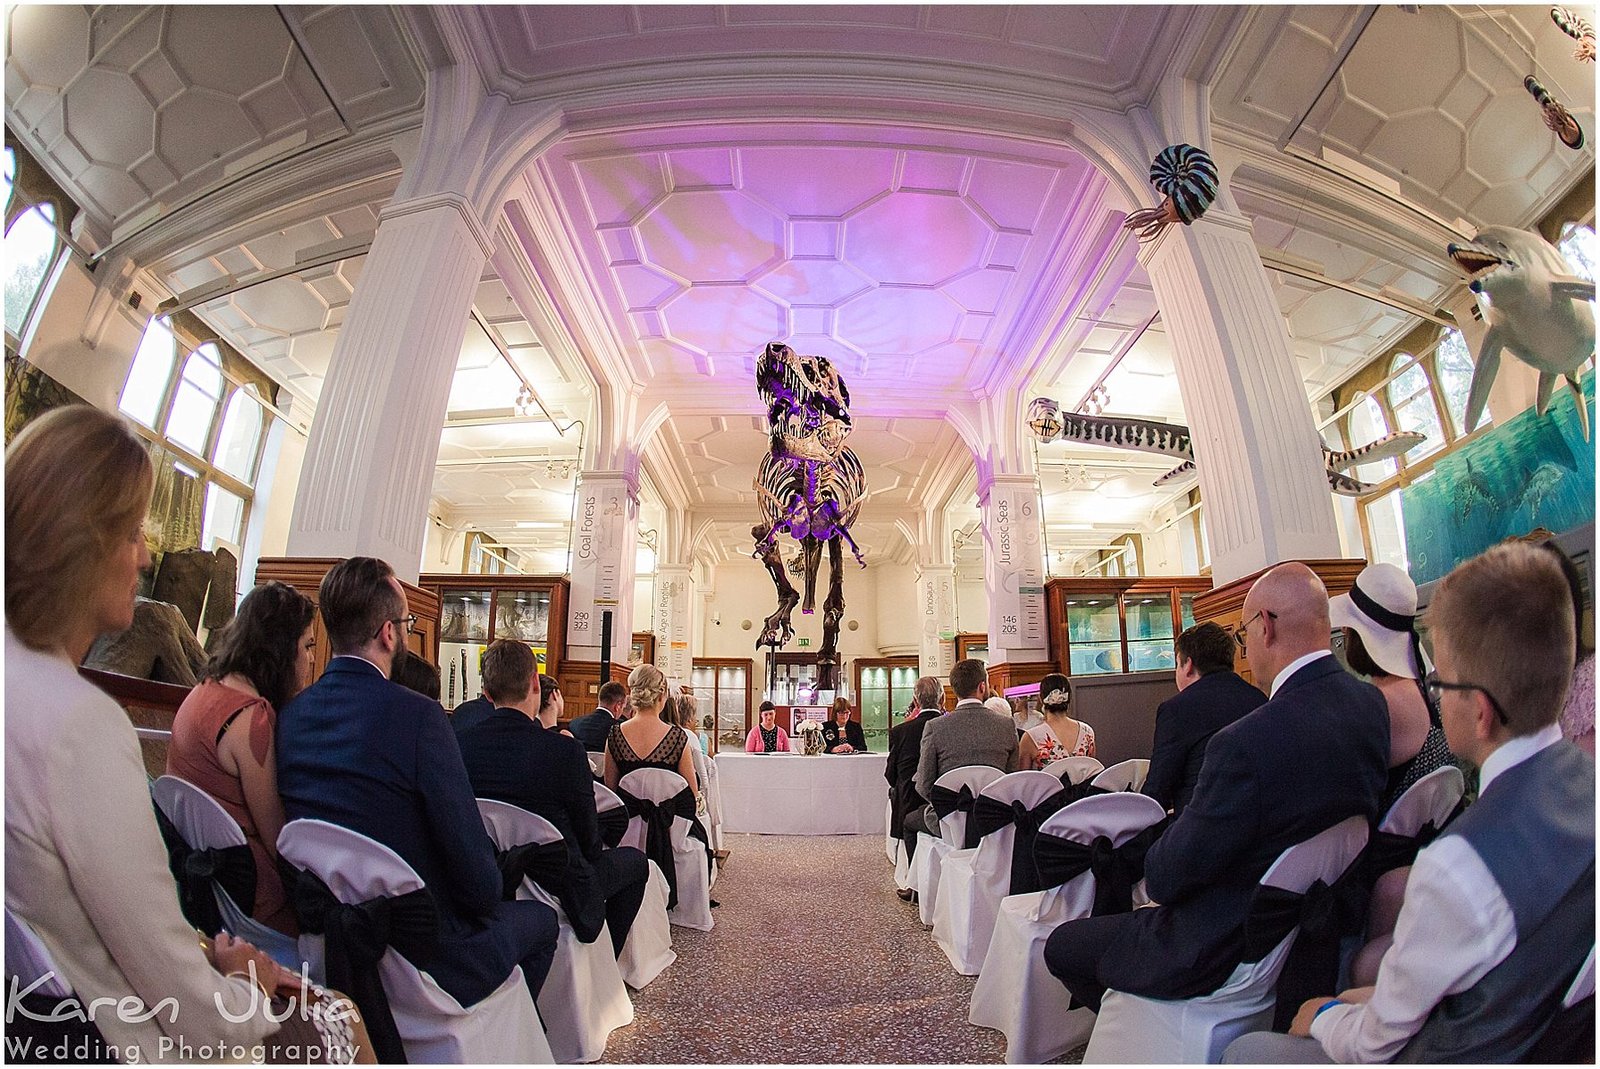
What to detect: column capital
<box><xmin>976</xmin><ymin>470</ymin><xmax>1040</xmax><ymax>507</ymax></box>
<box><xmin>378</xmin><ymin>191</ymin><xmax>497</xmax><ymax>260</ymax></box>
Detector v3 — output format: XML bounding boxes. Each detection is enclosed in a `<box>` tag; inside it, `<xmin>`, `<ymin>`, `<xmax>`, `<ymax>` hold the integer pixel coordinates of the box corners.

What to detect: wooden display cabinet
<box><xmin>1046</xmin><ymin>575</ymin><xmax>1213</xmax><ymax>678</ymax></box>
<box><xmin>418</xmin><ymin>573</ymin><xmax>568</xmax><ymax>710</ymax></box>
<box><xmin>257</xmin><ymin>557</ymin><xmax>440</xmax><ymax>680</ymax></box>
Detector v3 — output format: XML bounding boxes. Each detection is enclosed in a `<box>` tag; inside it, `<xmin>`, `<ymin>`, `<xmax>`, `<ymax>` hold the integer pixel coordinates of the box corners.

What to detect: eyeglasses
<box><xmin>374</xmin><ymin>613</ymin><xmax>417</xmax><ymax>640</ymax></box>
<box><xmin>1424</xmin><ymin>671</ymin><xmax>1510</xmax><ymax>726</ymax></box>
<box><xmin>1232</xmin><ymin>609</ymin><xmax>1278</xmax><ymax>649</ymax></box>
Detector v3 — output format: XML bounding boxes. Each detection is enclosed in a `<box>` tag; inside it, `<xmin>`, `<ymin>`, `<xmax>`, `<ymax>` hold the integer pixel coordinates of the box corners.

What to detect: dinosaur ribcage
<box><xmin>755</xmin><ymin>447</ymin><xmax>866</xmax><ymax>537</ymax></box>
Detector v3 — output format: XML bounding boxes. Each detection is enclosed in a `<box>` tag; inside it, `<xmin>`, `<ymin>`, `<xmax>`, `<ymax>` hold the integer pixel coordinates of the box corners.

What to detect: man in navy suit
<box><xmin>1143</xmin><ymin>622</ymin><xmax>1267</xmax><ymax>818</ymax></box>
<box><xmin>277</xmin><ymin>557</ymin><xmax>559</xmax><ymax>1007</ymax></box>
<box><xmin>459</xmin><ymin>641</ymin><xmax>649</xmax><ymax>955</ymax></box>
<box><xmin>1045</xmin><ymin>562</ymin><xmax>1389</xmax><ymax>1010</ymax></box>
<box><xmin>566</xmin><ymin>681</ymin><xmax>628</xmax><ymax>753</ymax></box>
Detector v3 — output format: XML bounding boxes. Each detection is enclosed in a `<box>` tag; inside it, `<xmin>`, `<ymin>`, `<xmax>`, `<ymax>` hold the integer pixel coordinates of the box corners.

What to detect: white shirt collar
<box><xmin>1270</xmin><ymin>650</ymin><xmax>1334</xmax><ymax>697</ymax></box>
<box><xmin>1478</xmin><ymin>723</ymin><xmax>1564</xmax><ymax>794</ymax></box>
<box><xmin>333</xmin><ymin>653</ymin><xmax>388</xmax><ymax>677</ymax></box>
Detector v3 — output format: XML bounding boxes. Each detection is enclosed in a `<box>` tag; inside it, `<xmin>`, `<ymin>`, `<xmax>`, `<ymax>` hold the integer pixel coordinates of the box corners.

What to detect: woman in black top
<box><xmin>821</xmin><ymin>697</ymin><xmax>868</xmax><ymax>753</ymax></box>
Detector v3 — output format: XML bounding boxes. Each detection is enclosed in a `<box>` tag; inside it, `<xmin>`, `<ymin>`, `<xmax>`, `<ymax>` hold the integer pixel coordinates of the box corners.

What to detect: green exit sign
<box><xmin>798</xmin><ymin>637</ymin><xmax>811</xmax><ymax>647</ymax></box>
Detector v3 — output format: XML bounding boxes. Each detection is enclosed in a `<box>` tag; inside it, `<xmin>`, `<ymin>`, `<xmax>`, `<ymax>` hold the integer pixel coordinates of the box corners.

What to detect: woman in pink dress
<box><xmin>1019</xmin><ymin>672</ymin><xmax>1096</xmax><ymax>768</ymax></box>
<box><xmin>167</xmin><ymin>580</ymin><xmax>317</xmax><ymax>935</ymax></box>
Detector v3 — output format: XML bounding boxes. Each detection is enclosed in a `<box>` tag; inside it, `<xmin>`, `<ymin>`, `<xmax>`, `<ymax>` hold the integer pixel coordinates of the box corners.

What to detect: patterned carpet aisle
<box><xmin>602</xmin><ymin>832</ymin><xmax>1017</xmax><ymax>1064</ymax></box>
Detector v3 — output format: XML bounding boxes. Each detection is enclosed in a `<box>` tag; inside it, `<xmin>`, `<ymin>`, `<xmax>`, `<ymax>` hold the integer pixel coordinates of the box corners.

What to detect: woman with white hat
<box><xmin>1329</xmin><ymin>562</ymin><xmax>1454</xmax><ymax>811</ymax></box>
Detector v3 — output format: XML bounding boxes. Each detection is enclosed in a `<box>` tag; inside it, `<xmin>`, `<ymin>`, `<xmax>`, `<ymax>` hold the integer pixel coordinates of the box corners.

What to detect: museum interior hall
<box><xmin>3</xmin><ymin>4</ymin><xmax>1595</xmax><ymax>1066</ymax></box>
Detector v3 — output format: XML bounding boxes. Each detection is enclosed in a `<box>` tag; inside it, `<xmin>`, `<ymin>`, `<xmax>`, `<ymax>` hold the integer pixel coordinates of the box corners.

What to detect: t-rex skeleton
<box><xmin>1025</xmin><ymin>399</ymin><xmax>1425</xmax><ymax>495</ymax></box>
<box><xmin>751</xmin><ymin>342</ymin><xmax>867</xmax><ymax>692</ymax></box>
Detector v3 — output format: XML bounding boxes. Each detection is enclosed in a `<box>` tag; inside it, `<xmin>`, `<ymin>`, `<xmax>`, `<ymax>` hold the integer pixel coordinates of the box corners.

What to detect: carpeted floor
<box><xmin>602</xmin><ymin>833</ymin><xmax>1086</xmax><ymax>1064</ymax></box>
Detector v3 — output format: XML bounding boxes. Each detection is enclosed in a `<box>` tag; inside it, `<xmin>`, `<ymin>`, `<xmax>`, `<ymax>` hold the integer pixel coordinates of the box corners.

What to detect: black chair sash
<box><xmin>1033</xmin><ymin>824</ymin><xmax>1160</xmax><ymax>916</ymax></box>
<box><xmin>969</xmin><ymin>791</ymin><xmax>1068</xmax><ymax>894</ymax></box>
<box><xmin>151</xmin><ymin>805</ymin><xmax>256</xmax><ymax>937</ymax></box>
<box><xmin>617</xmin><ymin>786</ymin><xmax>711</xmax><ymax>911</ymax></box>
<box><xmin>289</xmin><ymin>865</ymin><xmax>439</xmax><ymax>1065</ymax></box>
<box><xmin>1052</xmin><ymin>777</ymin><xmax>1098</xmax><ymax>805</ymax></box>
<box><xmin>597</xmin><ymin>806</ymin><xmax>630</xmax><ymax>850</ymax></box>
<box><xmin>1245</xmin><ymin>866</ymin><xmax>1370</xmax><ymax>1032</ymax></box>
<box><xmin>1365</xmin><ymin>819</ymin><xmax>1443</xmax><ymax>880</ymax></box>
<box><xmin>493</xmin><ymin>840</ymin><xmax>569</xmax><ymax>901</ymax></box>
<box><xmin>929</xmin><ymin>783</ymin><xmax>981</xmax><ymax>846</ymax></box>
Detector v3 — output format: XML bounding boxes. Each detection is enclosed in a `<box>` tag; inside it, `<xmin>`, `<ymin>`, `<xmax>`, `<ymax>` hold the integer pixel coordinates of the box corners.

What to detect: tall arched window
<box><xmin>1386</xmin><ymin>353</ymin><xmax>1443</xmax><ymax>462</ymax></box>
<box><xmin>1435</xmin><ymin>328</ymin><xmax>1481</xmax><ymax>437</ymax></box>
<box><xmin>1348</xmin><ymin>393</ymin><xmax>1396</xmax><ymax>484</ymax></box>
<box><xmin>3</xmin><ymin>146</ymin><xmax>65</xmax><ymax>341</ymax></box>
<box><xmin>1557</xmin><ymin>222</ymin><xmax>1596</xmax><ymax>285</ymax></box>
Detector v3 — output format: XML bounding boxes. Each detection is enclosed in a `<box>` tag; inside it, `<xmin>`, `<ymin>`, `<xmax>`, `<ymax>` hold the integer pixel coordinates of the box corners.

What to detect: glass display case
<box><xmin>1047</xmin><ymin>576</ymin><xmax>1213</xmax><ymax>678</ymax></box>
<box><xmin>419</xmin><ymin>575</ymin><xmax>567</xmax><ymax>710</ymax></box>
<box><xmin>955</xmin><ymin>633</ymin><xmax>989</xmax><ymax>664</ymax></box>
<box><xmin>853</xmin><ymin>657</ymin><xmax>918</xmax><ymax>751</ymax></box>
<box><xmin>690</xmin><ymin>657</ymin><xmax>752</xmax><ymax>754</ymax></box>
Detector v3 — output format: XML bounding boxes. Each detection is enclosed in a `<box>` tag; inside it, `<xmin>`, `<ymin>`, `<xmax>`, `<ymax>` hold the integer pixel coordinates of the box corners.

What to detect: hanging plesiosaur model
<box><xmin>1122</xmin><ymin>144</ymin><xmax>1220</xmax><ymax>242</ymax></box>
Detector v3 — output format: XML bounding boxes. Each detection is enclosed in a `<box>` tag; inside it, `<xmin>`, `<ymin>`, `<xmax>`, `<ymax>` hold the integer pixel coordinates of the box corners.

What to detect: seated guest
<box><xmin>569</xmin><ymin>681</ymin><xmax>629</xmax><ymax>752</ymax></box>
<box><xmin>1045</xmin><ymin>563</ymin><xmax>1388</xmax><ymax>1013</ymax></box>
<box><xmin>1543</xmin><ymin>541</ymin><xmax>1595</xmax><ymax>756</ymax></box>
<box><xmin>746</xmin><ymin>701</ymin><xmax>790</xmax><ymax>753</ymax></box>
<box><xmin>1142</xmin><ymin>623</ymin><xmax>1266</xmax><ymax>817</ymax></box>
<box><xmin>168</xmin><ymin>580</ymin><xmax>317</xmax><ymax>935</ymax></box>
<box><xmin>538</xmin><ymin>673</ymin><xmax>575</xmax><ymax>737</ymax></box>
<box><xmin>822</xmin><ymin>697</ymin><xmax>868</xmax><ymax>753</ymax></box>
<box><xmin>5</xmin><ymin>407</ymin><xmax>283</xmax><ymax>1060</ymax></box>
<box><xmin>887</xmin><ymin>675</ymin><xmax>945</xmax><ymax>878</ymax></box>
<box><xmin>910</xmin><ymin>658</ymin><xmax>1019</xmax><ymax>837</ymax></box>
<box><xmin>276</xmin><ymin>556</ymin><xmax>558</xmax><ymax>1007</ymax></box>
<box><xmin>451</xmin><ymin>692</ymin><xmax>495</xmax><ymax>736</ymax></box>
<box><xmin>606</xmin><ymin>663</ymin><xmax>699</xmax><ymax>799</ymax></box>
<box><xmin>1330</xmin><ymin>562</ymin><xmax>1454</xmax><ymax>810</ymax></box>
<box><xmin>1225</xmin><ymin>542</ymin><xmax>1595</xmax><ymax>1063</ymax></box>
<box><xmin>391</xmin><ymin>652</ymin><xmax>442</xmax><ymax>703</ymax></box>
<box><xmin>459</xmin><ymin>641</ymin><xmax>649</xmax><ymax>956</ymax></box>
<box><xmin>1019</xmin><ymin>675</ymin><xmax>1095</xmax><ymax>766</ymax></box>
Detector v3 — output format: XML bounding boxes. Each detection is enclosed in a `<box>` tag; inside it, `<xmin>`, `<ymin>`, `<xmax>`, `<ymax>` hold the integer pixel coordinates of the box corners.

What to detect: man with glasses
<box><xmin>1227</xmin><ymin>543</ymin><xmax>1595</xmax><ymax>1063</ymax></box>
<box><xmin>1045</xmin><ymin>562</ymin><xmax>1388</xmax><ymax>1019</ymax></box>
<box><xmin>277</xmin><ymin>556</ymin><xmax>560</xmax><ymax>1010</ymax></box>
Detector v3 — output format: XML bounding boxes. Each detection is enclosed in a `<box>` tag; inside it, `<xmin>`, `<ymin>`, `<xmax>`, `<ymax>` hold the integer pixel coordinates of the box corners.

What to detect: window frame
<box><xmin>3</xmin><ymin>144</ymin><xmax>71</xmax><ymax>350</ymax></box>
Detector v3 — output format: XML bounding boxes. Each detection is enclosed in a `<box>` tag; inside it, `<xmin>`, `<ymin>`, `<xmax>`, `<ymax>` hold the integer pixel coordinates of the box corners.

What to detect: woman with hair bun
<box><xmin>604</xmin><ymin>663</ymin><xmax>699</xmax><ymax>801</ymax></box>
<box><xmin>1019</xmin><ymin>672</ymin><xmax>1095</xmax><ymax>768</ymax></box>
<box><xmin>168</xmin><ymin>580</ymin><xmax>317</xmax><ymax>934</ymax></box>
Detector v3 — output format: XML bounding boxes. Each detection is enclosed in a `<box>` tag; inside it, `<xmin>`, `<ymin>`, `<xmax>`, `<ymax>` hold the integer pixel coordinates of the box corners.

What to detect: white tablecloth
<box><xmin>715</xmin><ymin>752</ymin><xmax>888</xmax><ymax>835</ymax></box>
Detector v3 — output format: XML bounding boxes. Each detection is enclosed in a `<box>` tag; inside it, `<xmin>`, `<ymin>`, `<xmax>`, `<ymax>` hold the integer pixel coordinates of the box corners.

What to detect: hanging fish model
<box><xmin>1447</xmin><ymin>226</ymin><xmax>1596</xmax><ymax>440</ymax></box>
<box><xmin>1552</xmin><ymin>6</ymin><xmax>1596</xmax><ymax>61</ymax></box>
<box><xmin>1524</xmin><ymin>75</ymin><xmax>1585</xmax><ymax>149</ymax></box>
<box><xmin>1025</xmin><ymin>398</ymin><xmax>1425</xmax><ymax>495</ymax></box>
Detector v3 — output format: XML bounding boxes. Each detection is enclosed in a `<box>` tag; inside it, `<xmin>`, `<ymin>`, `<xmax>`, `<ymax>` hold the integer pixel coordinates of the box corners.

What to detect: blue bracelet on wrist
<box><xmin>1313</xmin><ymin>999</ymin><xmax>1342</xmax><ymax>1020</ymax></box>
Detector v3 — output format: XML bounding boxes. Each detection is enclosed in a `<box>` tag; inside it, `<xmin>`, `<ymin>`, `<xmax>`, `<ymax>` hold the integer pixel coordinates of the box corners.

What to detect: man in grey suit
<box><xmin>911</xmin><ymin>658</ymin><xmax>1019</xmax><ymax>834</ymax></box>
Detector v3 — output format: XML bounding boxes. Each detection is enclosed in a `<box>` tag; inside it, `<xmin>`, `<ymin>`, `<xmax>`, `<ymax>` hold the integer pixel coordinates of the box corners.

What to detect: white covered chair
<box><xmin>686</xmin><ymin>743</ymin><xmax>724</xmax><ymax>851</ymax></box>
<box><xmin>932</xmin><ymin>770</ymin><xmax>1067</xmax><ymax>975</ymax></box>
<box><xmin>594</xmin><ymin>783</ymin><xmax>674</xmax><ymax>989</ymax></box>
<box><xmin>477</xmin><ymin>800</ymin><xmax>632</xmax><ymax>1063</ymax></box>
<box><xmin>909</xmin><ymin>764</ymin><xmax>1005</xmax><ymax>926</ymax></box>
<box><xmin>884</xmin><ymin>796</ymin><xmax>897</xmax><ymax>863</ymax></box>
<box><xmin>1091</xmin><ymin>758</ymin><xmax>1151</xmax><ymax>794</ymax></box>
<box><xmin>1378</xmin><ymin>765</ymin><xmax>1465</xmax><ymax>844</ymax></box>
<box><xmin>969</xmin><ymin>793</ymin><xmax>1167</xmax><ymax>1064</ymax></box>
<box><xmin>586</xmin><ymin>752</ymin><xmax>606</xmax><ymax>779</ymax></box>
<box><xmin>1044</xmin><ymin>756</ymin><xmax>1104</xmax><ymax>785</ymax></box>
<box><xmin>1083</xmin><ymin>814</ymin><xmax>1370</xmax><ymax>1064</ymax></box>
<box><xmin>277</xmin><ymin>819</ymin><xmax>552</xmax><ymax>1064</ymax></box>
<box><xmin>5</xmin><ymin>907</ymin><xmax>69</xmax><ymax>998</ymax></box>
<box><xmin>617</xmin><ymin>768</ymin><xmax>715</xmax><ymax>932</ymax></box>
<box><xmin>150</xmin><ymin>774</ymin><xmax>302</xmax><ymax>968</ymax></box>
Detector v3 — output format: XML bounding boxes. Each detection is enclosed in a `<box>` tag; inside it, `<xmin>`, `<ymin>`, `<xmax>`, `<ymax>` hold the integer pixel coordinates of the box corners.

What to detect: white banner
<box><xmin>653</xmin><ymin>566</ymin><xmax>694</xmax><ymax>679</ymax></box>
<box><xmin>984</xmin><ymin>478</ymin><xmax>1048</xmax><ymax>658</ymax></box>
<box><xmin>568</xmin><ymin>474</ymin><xmax>635</xmax><ymax>657</ymax></box>
<box><xmin>918</xmin><ymin>567</ymin><xmax>956</xmax><ymax>678</ymax></box>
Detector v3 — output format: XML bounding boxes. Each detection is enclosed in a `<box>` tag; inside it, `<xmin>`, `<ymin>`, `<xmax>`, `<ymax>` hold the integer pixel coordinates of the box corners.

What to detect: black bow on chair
<box><xmin>1365</xmin><ymin>819</ymin><xmax>1444</xmax><ymax>881</ymax></box>
<box><xmin>290</xmin><ymin>865</ymin><xmax>439</xmax><ymax>1065</ymax></box>
<box><xmin>1245</xmin><ymin>866</ymin><xmax>1369</xmax><ymax>1032</ymax></box>
<box><xmin>970</xmin><ymin>791</ymin><xmax>1069</xmax><ymax>895</ymax></box>
<box><xmin>596</xmin><ymin>807</ymin><xmax>630</xmax><ymax>850</ymax></box>
<box><xmin>493</xmin><ymin>840</ymin><xmax>569</xmax><ymax>901</ymax></box>
<box><xmin>151</xmin><ymin>805</ymin><xmax>256</xmax><ymax>937</ymax></box>
<box><xmin>1032</xmin><ymin>823</ymin><xmax>1159</xmax><ymax>917</ymax></box>
<box><xmin>928</xmin><ymin>784</ymin><xmax>981</xmax><ymax>848</ymax></box>
<box><xmin>617</xmin><ymin>786</ymin><xmax>710</xmax><ymax>910</ymax></box>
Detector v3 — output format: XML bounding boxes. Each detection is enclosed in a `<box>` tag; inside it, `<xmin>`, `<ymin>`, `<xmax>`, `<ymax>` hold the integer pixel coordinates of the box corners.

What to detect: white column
<box><xmin>286</xmin><ymin>193</ymin><xmax>493</xmax><ymax>579</ymax></box>
<box><xmin>1141</xmin><ymin>210</ymin><xmax>1340</xmax><ymax>583</ymax></box>
<box><xmin>653</xmin><ymin>563</ymin><xmax>695</xmax><ymax>680</ymax></box>
<box><xmin>567</xmin><ymin>470</ymin><xmax>639</xmax><ymax>664</ymax></box>
<box><xmin>979</xmin><ymin>474</ymin><xmax>1049</xmax><ymax>665</ymax></box>
<box><xmin>916</xmin><ymin>562</ymin><xmax>957</xmax><ymax>679</ymax></box>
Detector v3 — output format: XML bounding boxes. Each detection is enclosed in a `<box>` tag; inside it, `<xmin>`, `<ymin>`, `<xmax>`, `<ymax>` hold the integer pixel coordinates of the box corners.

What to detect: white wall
<box><xmin>702</xmin><ymin>558</ymin><xmax>888</xmax><ymax>662</ymax></box>
<box><xmin>21</xmin><ymin>259</ymin><xmax>143</xmax><ymax>409</ymax></box>
<box><xmin>954</xmin><ymin>572</ymin><xmax>987</xmax><ymax>637</ymax></box>
<box><xmin>873</xmin><ymin>562</ymin><xmax>919</xmax><ymax>655</ymax></box>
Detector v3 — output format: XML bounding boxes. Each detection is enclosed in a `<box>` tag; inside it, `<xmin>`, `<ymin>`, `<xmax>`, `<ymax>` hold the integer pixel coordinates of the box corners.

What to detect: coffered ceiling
<box><xmin>6</xmin><ymin>4</ymin><xmax>1593</xmax><ymax>577</ymax></box>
